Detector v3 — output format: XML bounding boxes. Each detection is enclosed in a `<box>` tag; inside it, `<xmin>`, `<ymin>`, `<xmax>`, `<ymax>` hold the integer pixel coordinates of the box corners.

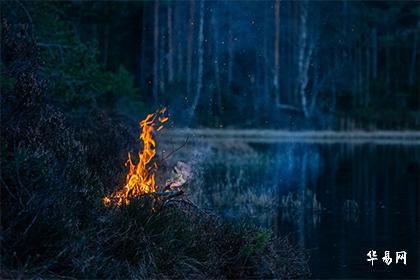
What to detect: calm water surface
<box><xmin>195</xmin><ymin>142</ymin><xmax>419</xmax><ymax>279</ymax></box>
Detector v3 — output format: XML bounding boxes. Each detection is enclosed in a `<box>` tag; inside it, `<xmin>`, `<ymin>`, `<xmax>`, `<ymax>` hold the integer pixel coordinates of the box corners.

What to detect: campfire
<box><xmin>103</xmin><ymin>108</ymin><xmax>169</xmax><ymax>206</ymax></box>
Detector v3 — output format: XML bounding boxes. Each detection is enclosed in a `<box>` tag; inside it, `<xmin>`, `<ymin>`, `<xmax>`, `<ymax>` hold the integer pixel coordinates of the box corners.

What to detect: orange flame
<box><xmin>103</xmin><ymin>108</ymin><xmax>168</xmax><ymax>206</ymax></box>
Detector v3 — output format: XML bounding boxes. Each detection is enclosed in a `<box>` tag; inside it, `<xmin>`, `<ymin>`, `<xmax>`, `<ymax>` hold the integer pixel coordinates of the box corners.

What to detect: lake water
<box><xmin>182</xmin><ymin>141</ymin><xmax>419</xmax><ymax>278</ymax></box>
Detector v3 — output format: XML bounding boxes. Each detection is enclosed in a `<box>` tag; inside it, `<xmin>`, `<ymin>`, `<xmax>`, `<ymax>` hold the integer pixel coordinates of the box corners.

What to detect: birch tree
<box><xmin>189</xmin><ymin>0</ymin><xmax>204</xmax><ymax>119</ymax></box>
<box><xmin>159</xmin><ymin>6</ymin><xmax>166</xmax><ymax>93</ymax></box>
<box><xmin>211</xmin><ymin>5</ymin><xmax>220</xmax><ymax>92</ymax></box>
<box><xmin>186</xmin><ymin>0</ymin><xmax>195</xmax><ymax>97</ymax></box>
<box><xmin>263</xmin><ymin>4</ymin><xmax>269</xmax><ymax>105</ymax></box>
<box><xmin>211</xmin><ymin>4</ymin><xmax>222</xmax><ymax>113</ymax></box>
<box><xmin>167</xmin><ymin>5</ymin><xmax>174</xmax><ymax>83</ymax></box>
<box><xmin>409</xmin><ymin>24</ymin><xmax>419</xmax><ymax>85</ymax></box>
<box><xmin>274</xmin><ymin>0</ymin><xmax>281</xmax><ymax>106</ymax></box>
<box><xmin>153</xmin><ymin>0</ymin><xmax>159</xmax><ymax>104</ymax></box>
<box><xmin>227</xmin><ymin>10</ymin><xmax>234</xmax><ymax>88</ymax></box>
<box><xmin>365</xmin><ymin>42</ymin><xmax>370</xmax><ymax>107</ymax></box>
<box><xmin>175</xmin><ymin>4</ymin><xmax>183</xmax><ymax>80</ymax></box>
<box><xmin>296</xmin><ymin>0</ymin><xmax>313</xmax><ymax>117</ymax></box>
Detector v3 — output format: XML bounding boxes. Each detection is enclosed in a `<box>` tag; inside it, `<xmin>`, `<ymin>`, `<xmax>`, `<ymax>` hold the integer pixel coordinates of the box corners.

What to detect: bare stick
<box><xmin>160</xmin><ymin>136</ymin><xmax>189</xmax><ymax>163</ymax></box>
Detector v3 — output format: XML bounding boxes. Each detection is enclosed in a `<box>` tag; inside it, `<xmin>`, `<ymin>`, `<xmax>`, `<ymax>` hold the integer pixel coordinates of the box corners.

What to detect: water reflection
<box><xmin>190</xmin><ymin>142</ymin><xmax>419</xmax><ymax>278</ymax></box>
<box><xmin>342</xmin><ymin>199</ymin><xmax>360</xmax><ymax>223</ymax></box>
<box><xmin>280</xmin><ymin>188</ymin><xmax>322</xmax><ymax>227</ymax></box>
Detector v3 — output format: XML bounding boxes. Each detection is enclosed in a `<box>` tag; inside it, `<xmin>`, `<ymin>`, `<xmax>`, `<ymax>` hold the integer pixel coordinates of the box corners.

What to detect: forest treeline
<box><xmin>2</xmin><ymin>1</ymin><xmax>419</xmax><ymax>129</ymax></box>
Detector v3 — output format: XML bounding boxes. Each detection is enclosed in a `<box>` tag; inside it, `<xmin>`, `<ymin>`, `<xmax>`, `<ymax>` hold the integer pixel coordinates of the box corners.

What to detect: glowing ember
<box><xmin>103</xmin><ymin>108</ymin><xmax>168</xmax><ymax>206</ymax></box>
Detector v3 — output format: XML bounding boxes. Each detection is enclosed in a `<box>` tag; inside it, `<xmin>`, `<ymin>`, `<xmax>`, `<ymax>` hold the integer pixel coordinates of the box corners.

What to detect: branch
<box><xmin>16</xmin><ymin>0</ymin><xmax>33</xmax><ymax>33</ymax></box>
<box><xmin>152</xmin><ymin>189</ymin><xmax>184</xmax><ymax>199</ymax></box>
<box><xmin>276</xmin><ymin>104</ymin><xmax>304</xmax><ymax>114</ymax></box>
<box><xmin>37</xmin><ymin>43</ymin><xmax>71</xmax><ymax>49</ymax></box>
<box><xmin>159</xmin><ymin>136</ymin><xmax>189</xmax><ymax>163</ymax></box>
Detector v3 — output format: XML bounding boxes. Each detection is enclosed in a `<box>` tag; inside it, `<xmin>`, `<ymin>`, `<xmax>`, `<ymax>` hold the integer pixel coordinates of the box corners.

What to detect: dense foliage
<box><xmin>2</xmin><ymin>1</ymin><xmax>143</xmax><ymax>115</ymax></box>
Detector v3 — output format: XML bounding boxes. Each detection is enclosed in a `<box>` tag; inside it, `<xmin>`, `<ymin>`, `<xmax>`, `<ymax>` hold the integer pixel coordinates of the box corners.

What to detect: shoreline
<box><xmin>160</xmin><ymin>129</ymin><xmax>420</xmax><ymax>145</ymax></box>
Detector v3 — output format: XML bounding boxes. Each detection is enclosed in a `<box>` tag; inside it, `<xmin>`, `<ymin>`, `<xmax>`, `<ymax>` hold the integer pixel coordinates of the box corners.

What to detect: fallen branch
<box><xmin>152</xmin><ymin>189</ymin><xmax>184</xmax><ymax>199</ymax></box>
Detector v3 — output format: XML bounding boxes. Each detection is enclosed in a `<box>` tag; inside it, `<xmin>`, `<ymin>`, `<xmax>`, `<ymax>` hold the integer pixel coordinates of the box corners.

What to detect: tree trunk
<box><xmin>309</xmin><ymin>50</ymin><xmax>319</xmax><ymax>115</ymax></box>
<box><xmin>357</xmin><ymin>44</ymin><xmax>362</xmax><ymax>104</ymax></box>
<box><xmin>254</xmin><ymin>50</ymin><xmax>260</xmax><ymax>113</ymax></box>
<box><xmin>273</xmin><ymin>0</ymin><xmax>281</xmax><ymax>106</ymax></box>
<box><xmin>175</xmin><ymin>4</ymin><xmax>183</xmax><ymax>80</ymax></box>
<box><xmin>211</xmin><ymin>7</ymin><xmax>220</xmax><ymax>91</ymax></box>
<box><xmin>139</xmin><ymin>7</ymin><xmax>147</xmax><ymax>87</ymax></box>
<box><xmin>189</xmin><ymin>0</ymin><xmax>205</xmax><ymax>120</ymax></box>
<box><xmin>167</xmin><ymin>5</ymin><xmax>174</xmax><ymax>83</ymax></box>
<box><xmin>227</xmin><ymin>28</ymin><xmax>234</xmax><ymax>87</ymax></box>
<box><xmin>159</xmin><ymin>6</ymin><xmax>166</xmax><ymax>94</ymax></box>
<box><xmin>297</xmin><ymin>1</ymin><xmax>311</xmax><ymax>117</ymax></box>
<box><xmin>331</xmin><ymin>50</ymin><xmax>337</xmax><ymax>110</ymax></box>
<box><xmin>409</xmin><ymin>27</ymin><xmax>418</xmax><ymax>85</ymax></box>
<box><xmin>211</xmin><ymin>4</ymin><xmax>221</xmax><ymax>114</ymax></box>
<box><xmin>287</xmin><ymin>1</ymin><xmax>294</xmax><ymax>105</ymax></box>
<box><xmin>263</xmin><ymin>5</ymin><xmax>269</xmax><ymax>105</ymax></box>
<box><xmin>385</xmin><ymin>42</ymin><xmax>390</xmax><ymax>96</ymax></box>
<box><xmin>153</xmin><ymin>0</ymin><xmax>160</xmax><ymax>104</ymax></box>
<box><xmin>365</xmin><ymin>43</ymin><xmax>370</xmax><ymax>107</ymax></box>
<box><xmin>293</xmin><ymin>1</ymin><xmax>300</xmax><ymax>105</ymax></box>
<box><xmin>372</xmin><ymin>28</ymin><xmax>377</xmax><ymax>79</ymax></box>
<box><xmin>227</xmin><ymin>10</ymin><xmax>235</xmax><ymax>89</ymax></box>
<box><xmin>186</xmin><ymin>0</ymin><xmax>195</xmax><ymax>97</ymax></box>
